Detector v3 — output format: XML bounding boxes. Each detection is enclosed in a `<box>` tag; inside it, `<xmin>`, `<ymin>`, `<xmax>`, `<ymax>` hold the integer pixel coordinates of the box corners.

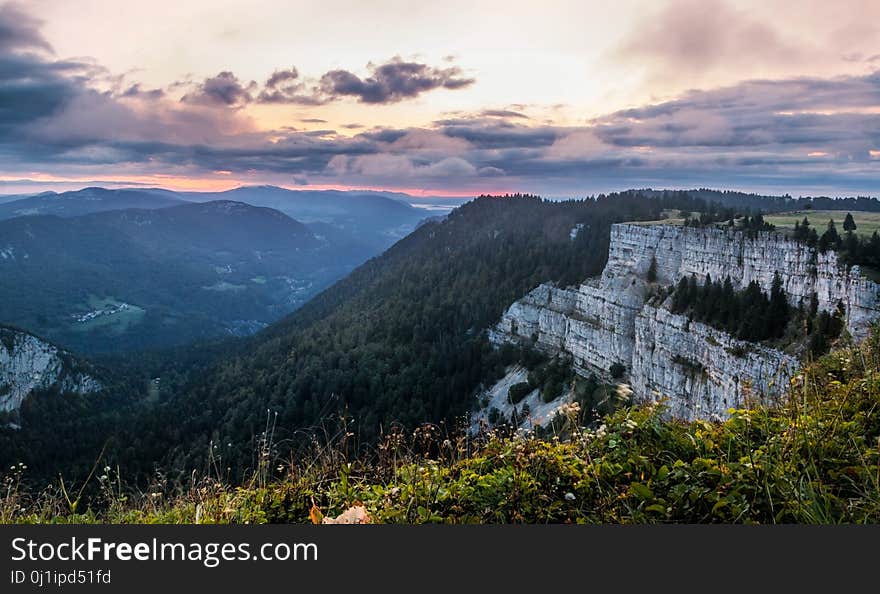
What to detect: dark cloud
<box><xmin>440</xmin><ymin>122</ymin><xmax>558</xmax><ymax>149</ymax></box>
<box><xmin>180</xmin><ymin>71</ymin><xmax>256</xmax><ymax>107</ymax></box>
<box><xmin>299</xmin><ymin>118</ymin><xmax>328</xmax><ymax>123</ymax></box>
<box><xmin>256</xmin><ymin>67</ymin><xmax>321</xmax><ymax>105</ymax></box>
<box><xmin>0</xmin><ymin>53</ymin><xmax>87</xmax><ymax>134</ymax></box>
<box><xmin>0</xmin><ymin>2</ymin><xmax>53</xmax><ymax>53</ymax></box>
<box><xmin>595</xmin><ymin>72</ymin><xmax>880</xmax><ymax>156</ymax></box>
<box><xmin>121</xmin><ymin>84</ymin><xmax>165</xmax><ymax>99</ymax></box>
<box><xmin>480</xmin><ymin>109</ymin><xmax>529</xmax><ymax>119</ymax></box>
<box><xmin>318</xmin><ymin>57</ymin><xmax>474</xmax><ymax>104</ymax></box>
<box><xmin>265</xmin><ymin>67</ymin><xmax>299</xmax><ymax>88</ymax></box>
<box><xmin>196</xmin><ymin>58</ymin><xmax>478</xmax><ymax>106</ymax></box>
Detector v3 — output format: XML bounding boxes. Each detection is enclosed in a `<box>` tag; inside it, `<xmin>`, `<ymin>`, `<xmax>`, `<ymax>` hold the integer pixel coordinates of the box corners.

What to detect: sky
<box><xmin>1</xmin><ymin>0</ymin><xmax>879</xmax><ymax>197</ymax></box>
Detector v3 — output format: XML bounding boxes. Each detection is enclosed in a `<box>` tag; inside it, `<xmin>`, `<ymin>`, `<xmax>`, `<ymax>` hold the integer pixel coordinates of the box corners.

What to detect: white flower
<box><xmin>564</xmin><ymin>492</ymin><xmax>576</xmax><ymax>502</ymax></box>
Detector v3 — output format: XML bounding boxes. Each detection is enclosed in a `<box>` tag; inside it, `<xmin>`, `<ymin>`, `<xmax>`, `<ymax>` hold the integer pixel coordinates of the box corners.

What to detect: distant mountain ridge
<box><xmin>0</xmin><ymin>200</ymin><xmax>363</xmax><ymax>352</ymax></box>
<box><xmin>0</xmin><ymin>187</ymin><xmax>186</xmax><ymax>220</ymax></box>
<box><xmin>0</xmin><ymin>185</ymin><xmax>440</xmax><ymax>255</ymax></box>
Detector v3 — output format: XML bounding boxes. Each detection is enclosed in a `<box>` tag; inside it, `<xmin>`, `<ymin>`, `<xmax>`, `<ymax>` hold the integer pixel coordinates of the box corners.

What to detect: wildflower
<box><xmin>616</xmin><ymin>384</ymin><xmax>634</xmax><ymax>401</ymax></box>
<box><xmin>564</xmin><ymin>492</ymin><xmax>576</xmax><ymax>502</ymax></box>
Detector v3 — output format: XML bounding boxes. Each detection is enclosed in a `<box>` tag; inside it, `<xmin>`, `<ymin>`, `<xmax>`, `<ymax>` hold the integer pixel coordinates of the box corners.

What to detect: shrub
<box><xmin>507</xmin><ymin>382</ymin><xmax>532</xmax><ymax>405</ymax></box>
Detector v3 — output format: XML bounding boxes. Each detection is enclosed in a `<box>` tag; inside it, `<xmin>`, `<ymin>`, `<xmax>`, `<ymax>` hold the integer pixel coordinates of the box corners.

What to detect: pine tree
<box><xmin>843</xmin><ymin>212</ymin><xmax>857</xmax><ymax>233</ymax></box>
<box><xmin>721</xmin><ymin>276</ymin><xmax>736</xmax><ymax>330</ymax></box>
<box><xmin>825</xmin><ymin>219</ymin><xmax>841</xmax><ymax>247</ymax></box>
<box><xmin>686</xmin><ymin>274</ymin><xmax>698</xmax><ymax>310</ymax></box>
<box><xmin>769</xmin><ymin>272</ymin><xmax>789</xmax><ymax>338</ymax></box>
<box><xmin>672</xmin><ymin>277</ymin><xmax>689</xmax><ymax>312</ymax></box>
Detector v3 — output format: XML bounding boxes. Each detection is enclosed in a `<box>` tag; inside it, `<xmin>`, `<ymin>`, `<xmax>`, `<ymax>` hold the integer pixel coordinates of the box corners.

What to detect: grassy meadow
<box><xmin>765</xmin><ymin>210</ymin><xmax>880</xmax><ymax>238</ymax></box>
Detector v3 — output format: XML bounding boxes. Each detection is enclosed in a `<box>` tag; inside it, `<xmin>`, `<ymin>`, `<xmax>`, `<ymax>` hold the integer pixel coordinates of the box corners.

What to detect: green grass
<box><xmin>765</xmin><ymin>210</ymin><xmax>880</xmax><ymax>239</ymax></box>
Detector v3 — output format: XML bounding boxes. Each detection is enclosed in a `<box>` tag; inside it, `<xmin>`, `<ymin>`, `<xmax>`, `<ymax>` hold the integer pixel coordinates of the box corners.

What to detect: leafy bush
<box><xmin>507</xmin><ymin>382</ymin><xmax>532</xmax><ymax>405</ymax></box>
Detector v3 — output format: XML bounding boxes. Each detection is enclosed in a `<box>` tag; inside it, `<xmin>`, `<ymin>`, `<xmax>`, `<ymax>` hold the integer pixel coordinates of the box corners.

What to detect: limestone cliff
<box><xmin>0</xmin><ymin>326</ymin><xmax>101</xmax><ymax>415</ymax></box>
<box><xmin>490</xmin><ymin>223</ymin><xmax>880</xmax><ymax>420</ymax></box>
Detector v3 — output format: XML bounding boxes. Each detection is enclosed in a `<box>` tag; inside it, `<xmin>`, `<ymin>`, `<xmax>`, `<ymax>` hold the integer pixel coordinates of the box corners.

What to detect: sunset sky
<box><xmin>2</xmin><ymin>0</ymin><xmax>880</xmax><ymax>196</ymax></box>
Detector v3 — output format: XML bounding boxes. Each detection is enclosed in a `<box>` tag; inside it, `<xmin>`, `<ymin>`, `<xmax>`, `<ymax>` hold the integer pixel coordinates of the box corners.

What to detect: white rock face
<box><xmin>490</xmin><ymin>223</ymin><xmax>880</xmax><ymax>420</ymax></box>
<box><xmin>605</xmin><ymin>224</ymin><xmax>880</xmax><ymax>340</ymax></box>
<box><xmin>631</xmin><ymin>305</ymin><xmax>799</xmax><ymax>420</ymax></box>
<box><xmin>0</xmin><ymin>328</ymin><xmax>101</xmax><ymax>414</ymax></box>
<box><xmin>470</xmin><ymin>365</ymin><xmax>576</xmax><ymax>432</ymax></box>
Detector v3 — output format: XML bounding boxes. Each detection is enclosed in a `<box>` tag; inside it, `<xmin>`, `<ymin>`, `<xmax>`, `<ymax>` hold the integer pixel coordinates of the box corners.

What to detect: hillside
<box><xmin>179</xmin><ymin>186</ymin><xmax>431</xmax><ymax>253</ymax></box>
<box><xmin>0</xmin><ymin>201</ymin><xmax>358</xmax><ymax>352</ymax></box>
<box><xmin>4</xmin><ymin>333</ymin><xmax>878</xmax><ymax>524</ymax></box>
<box><xmin>4</xmin><ymin>190</ymin><xmax>879</xmax><ymax>488</ymax></box>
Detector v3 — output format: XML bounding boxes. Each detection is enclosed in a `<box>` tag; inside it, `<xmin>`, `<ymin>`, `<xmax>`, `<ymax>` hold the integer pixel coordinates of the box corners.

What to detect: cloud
<box><xmin>3</xmin><ymin>3</ymin><xmax>880</xmax><ymax>196</ymax></box>
<box><xmin>318</xmin><ymin>57</ymin><xmax>474</xmax><ymax>104</ymax></box>
<box><xmin>265</xmin><ymin>67</ymin><xmax>299</xmax><ymax>88</ymax></box>
<box><xmin>180</xmin><ymin>58</ymin><xmax>474</xmax><ymax>107</ymax></box>
<box><xmin>0</xmin><ymin>2</ymin><xmax>53</xmax><ymax>53</ymax></box>
<box><xmin>614</xmin><ymin>0</ymin><xmax>803</xmax><ymax>92</ymax></box>
<box><xmin>121</xmin><ymin>84</ymin><xmax>165</xmax><ymax>100</ymax></box>
<box><xmin>480</xmin><ymin>109</ymin><xmax>529</xmax><ymax>119</ymax></box>
<box><xmin>180</xmin><ymin>71</ymin><xmax>256</xmax><ymax>107</ymax></box>
<box><xmin>327</xmin><ymin>154</ymin><xmax>478</xmax><ymax>180</ymax></box>
<box><xmin>256</xmin><ymin>67</ymin><xmax>320</xmax><ymax>105</ymax></box>
<box><xmin>388</xmin><ymin>129</ymin><xmax>472</xmax><ymax>153</ymax></box>
<box><xmin>546</xmin><ymin>130</ymin><xmax>608</xmax><ymax>160</ymax></box>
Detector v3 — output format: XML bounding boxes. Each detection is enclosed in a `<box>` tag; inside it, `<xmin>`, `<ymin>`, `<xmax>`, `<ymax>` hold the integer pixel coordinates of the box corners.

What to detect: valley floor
<box><xmin>4</xmin><ymin>332</ymin><xmax>879</xmax><ymax>524</ymax></box>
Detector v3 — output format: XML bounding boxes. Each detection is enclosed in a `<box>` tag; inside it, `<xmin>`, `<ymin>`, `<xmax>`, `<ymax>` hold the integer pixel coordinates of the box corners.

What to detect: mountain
<box><xmin>8</xmin><ymin>189</ymin><xmax>880</xmax><ymax>481</ymax></box>
<box><xmin>0</xmin><ymin>200</ymin><xmax>362</xmax><ymax>353</ymax></box>
<box><xmin>0</xmin><ymin>185</ymin><xmax>437</xmax><ymax>266</ymax></box>
<box><xmin>179</xmin><ymin>186</ymin><xmax>432</xmax><ymax>252</ymax></box>
<box><xmin>35</xmin><ymin>192</ymin><xmax>685</xmax><ymax>475</ymax></box>
<box><xmin>0</xmin><ymin>187</ymin><xmax>186</xmax><ymax>220</ymax></box>
<box><xmin>0</xmin><ymin>325</ymin><xmax>101</xmax><ymax>424</ymax></box>
<box><xmin>3</xmin><ymin>192</ymin><xmax>880</xmax><ymax>525</ymax></box>
<box><xmin>113</xmin><ymin>192</ymin><xmax>880</xmax><ymax>473</ymax></box>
